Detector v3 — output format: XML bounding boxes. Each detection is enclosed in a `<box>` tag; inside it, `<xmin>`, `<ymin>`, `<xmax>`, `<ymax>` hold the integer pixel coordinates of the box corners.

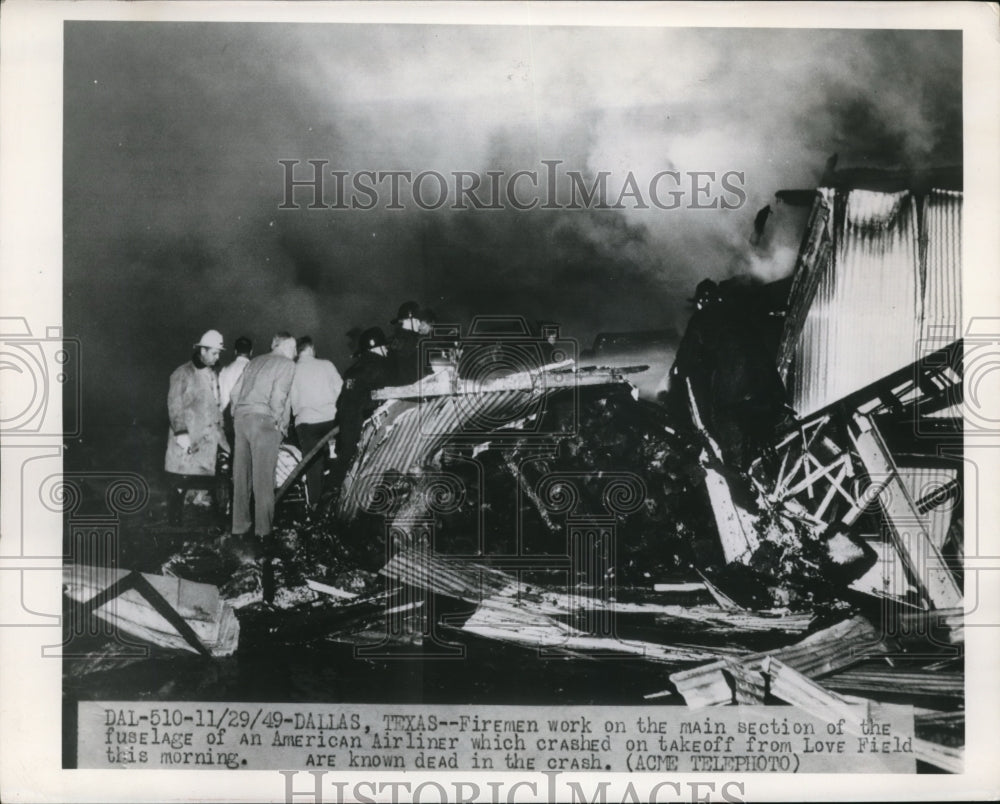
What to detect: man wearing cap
<box><xmin>165</xmin><ymin>330</ymin><xmax>230</xmax><ymax>527</ymax></box>
<box><xmin>229</xmin><ymin>332</ymin><xmax>297</xmax><ymax>545</ymax></box>
<box><xmin>334</xmin><ymin>327</ymin><xmax>393</xmax><ymax>483</ymax></box>
<box><xmin>388</xmin><ymin>301</ymin><xmax>433</xmax><ymax>387</ymax></box>
<box><xmin>290</xmin><ymin>335</ymin><xmax>343</xmax><ymax>507</ymax></box>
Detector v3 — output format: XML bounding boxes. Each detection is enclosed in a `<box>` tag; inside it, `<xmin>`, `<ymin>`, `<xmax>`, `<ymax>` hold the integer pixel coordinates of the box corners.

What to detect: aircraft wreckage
<box><xmin>65</xmin><ymin>171</ymin><xmax>967</xmax><ymax>772</ymax></box>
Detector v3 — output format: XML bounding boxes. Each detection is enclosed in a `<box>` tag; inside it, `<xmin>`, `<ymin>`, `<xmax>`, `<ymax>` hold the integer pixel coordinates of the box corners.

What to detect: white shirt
<box><xmin>218</xmin><ymin>354</ymin><xmax>250</xmax><ymax>412</ymax></box>
<box><xmin>290</xmin><ymin>353</ymin><xmax>343</xmax><ymax>425</ymax></box>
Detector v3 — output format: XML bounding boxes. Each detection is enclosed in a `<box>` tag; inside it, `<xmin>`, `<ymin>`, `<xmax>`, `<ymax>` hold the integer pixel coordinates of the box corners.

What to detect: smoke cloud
<box><xmin>63</xmin><ymin>23</ymin><xmax>961</xmax><ymax>431</ymax></box>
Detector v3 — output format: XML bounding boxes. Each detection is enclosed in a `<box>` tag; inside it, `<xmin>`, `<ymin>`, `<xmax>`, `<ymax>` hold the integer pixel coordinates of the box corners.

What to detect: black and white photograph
<box><xmin>1</xmin><ymin>2</ymin><xmax>999</xmax><ymax>802</ymax></box>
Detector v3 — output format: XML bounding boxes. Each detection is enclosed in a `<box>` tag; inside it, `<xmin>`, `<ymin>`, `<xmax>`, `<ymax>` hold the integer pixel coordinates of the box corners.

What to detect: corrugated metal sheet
<box><xmin>337</xmin><ymin>388</ymin><xmax>546</xmax><ymax>519</ymax></box>
<box><xmin>920</xmin><ymin>189</ymin><xmax>962</xmax><ymax>340</ymax></box>
<box><xmin>782</xmin><ymin>188</ymin><xmax>962</xmax><ymax>416</ymax></box>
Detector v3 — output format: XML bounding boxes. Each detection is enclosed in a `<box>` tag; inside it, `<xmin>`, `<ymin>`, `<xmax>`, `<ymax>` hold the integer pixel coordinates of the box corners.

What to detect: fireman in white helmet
<box><xmin>165</xmin><ymin>329</ymin><xmax>231</xmax><ymax>527</ymax></box>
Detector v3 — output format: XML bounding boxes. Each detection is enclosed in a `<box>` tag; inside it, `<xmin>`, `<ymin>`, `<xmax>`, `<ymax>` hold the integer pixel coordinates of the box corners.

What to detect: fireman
<box><xmin>334</xmin><ymin>327</ymin><xmax>394</xmax><ymax>482</ymax></box>
<box><xmin>388</xmin><ymin>301</ymin><xmax>434</xmax><ymax>386</ymax></box>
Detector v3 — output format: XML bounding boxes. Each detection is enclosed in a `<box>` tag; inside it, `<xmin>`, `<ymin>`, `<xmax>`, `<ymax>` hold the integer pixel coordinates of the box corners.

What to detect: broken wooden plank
<box><xmin>848</xmin><ymin>536</ymin><xmax>916</xmax><ymax>602</ymax></box>
<box><xmin>762</xmin><ymin>655</ymin><xmax>870</xmax><ymax>725</ymax></box>
<box><xmin>849</xmin><ymin>414</ymin><xmax>962</xmax><ymax>609</ymax></box>
<box><xmin>667</xmin><ymin>615</ymin><xmax>885</xmax><ymax>708</ymax></box>
<box><xmin>652</xmin><ymin>582</ymin><xmax>706</xmax><ymax>593</ymax></box>
<box><xmin>668</xmin><ymin>663</ymin><xmax>739</xmax><ymax>709</ymax></box>
<box><xmin>684</xmin><ymin>380</ymin><xmax>767</xmax><ymax>564</ymax></box>
<box><xmin>763</xmin><ymin>615</ymin><xmax>886</xmax><ymax>678</ymax></box>
<box><xmin>725</xmin><ymin>657</ymin><xmax>767</xmax><ymax>704</ymax></box>
<box><xmin>901</xmin><ymin>468</ymin><xmax>959</xmax><ymax>551</ymax></box>
<box><xmin>822</xmin><ymin>668</ymin><xmax>963</xmax><ymax>700</ymax></box>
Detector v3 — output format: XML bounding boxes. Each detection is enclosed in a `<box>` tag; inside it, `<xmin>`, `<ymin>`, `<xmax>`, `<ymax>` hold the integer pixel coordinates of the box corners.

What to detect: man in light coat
<box><xmin>229</xmin><ymin>332</ymin><xmax>296</xmax><ymax>544</ymax></box>
<box><xmin>165</xmin><ymin>329</ymin><xmax>230</xmax><ymax>527</ymax></box>
<box><xmin>290</xmin><ymin>335</ymin><xmax>343</xmax><ymax>508</ymax></box>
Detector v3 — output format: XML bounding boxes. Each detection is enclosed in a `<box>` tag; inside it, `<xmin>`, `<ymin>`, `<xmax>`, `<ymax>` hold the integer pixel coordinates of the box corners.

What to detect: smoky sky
<box><xmin>62</xmin><ymin>22</ymin><xmax>961</xmax><ymax>432</ymax></box>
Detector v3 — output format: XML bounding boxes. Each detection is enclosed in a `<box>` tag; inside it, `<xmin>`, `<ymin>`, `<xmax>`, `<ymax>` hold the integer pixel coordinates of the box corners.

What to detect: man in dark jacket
<box><xmin>165</xmin><ymin>329</ymin><xmax>230</xmax><ymax>527</ymax></box>
<box><xmin>229</xmin><ymin>332</ymin><xmax>296</xmax><ymax>541</ymax></box>
<box><xmin>388</xmin><ymin>301</ymin><xmax>433</xmax><ymax>387</ymax></box>
<box><xmin>335</xmin><ymin>327</ymin><xmax>393</xmax><ymax>481</ymax></box>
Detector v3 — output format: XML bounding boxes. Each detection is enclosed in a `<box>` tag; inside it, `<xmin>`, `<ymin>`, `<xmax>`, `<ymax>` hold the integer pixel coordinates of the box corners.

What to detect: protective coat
<box><xmin>165</xmin><ymin>361</ymin><xmax>228</xmax><ymax>475</ymax></box>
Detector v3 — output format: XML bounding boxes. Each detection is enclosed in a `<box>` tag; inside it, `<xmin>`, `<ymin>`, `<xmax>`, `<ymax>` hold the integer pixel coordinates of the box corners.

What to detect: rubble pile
<box><xmin>336</xmin><ymin>384</ymin><xmax>716</xmax><ymax>578</ymax></box>
<box><xmin>68</xmin><ymin>348</ymin><xmax>966</xmax><ymax>772</ymax></box>
<box><xmin>63</xmin><ymin>176</ymin><xmax>970</xmax><ymax>772</ymax></box>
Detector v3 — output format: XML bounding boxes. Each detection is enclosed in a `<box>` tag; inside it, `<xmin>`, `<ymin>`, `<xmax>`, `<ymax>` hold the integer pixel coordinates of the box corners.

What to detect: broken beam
<box><xmin>849</xmin><ymin>414</ymin><xmax>962</xmax><ymax>610</ymax></box>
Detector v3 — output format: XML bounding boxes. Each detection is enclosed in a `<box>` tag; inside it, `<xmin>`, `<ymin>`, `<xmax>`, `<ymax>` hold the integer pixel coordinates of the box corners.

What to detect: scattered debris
<box><xmin>71</xmin><ymin>202</ymin><xmax>967</xmax><ymax>768</ymax></box>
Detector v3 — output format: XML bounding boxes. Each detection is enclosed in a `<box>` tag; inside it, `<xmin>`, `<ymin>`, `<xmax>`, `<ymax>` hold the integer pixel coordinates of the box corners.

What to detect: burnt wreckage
<box><xmin>67</xmin><ymin>170</ymin><xmax>966</xmax><ymax>771</ymax></box>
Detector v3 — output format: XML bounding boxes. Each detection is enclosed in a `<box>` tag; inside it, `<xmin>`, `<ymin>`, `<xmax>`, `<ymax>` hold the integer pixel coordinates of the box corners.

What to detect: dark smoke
<box><xmin>63</xmin><ymin>23</ymin><xmax>961</xmax><ymax>442</ymax></box>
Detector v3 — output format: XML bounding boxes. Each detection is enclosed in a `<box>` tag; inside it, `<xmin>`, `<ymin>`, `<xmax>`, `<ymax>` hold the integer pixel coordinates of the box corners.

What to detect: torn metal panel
<box><xmin>339</xmin><ymin>366</ymin><xmax>639</xmax><ymax>521</ymax></box>
<box><xmin>337</xmin><ymin>387</ymin><xmax>543</xmax><ymax>519</ymax></box>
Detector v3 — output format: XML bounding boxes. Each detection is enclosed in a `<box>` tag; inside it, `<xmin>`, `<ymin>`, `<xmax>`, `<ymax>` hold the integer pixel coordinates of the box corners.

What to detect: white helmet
<box><xmin>194</xmin><ymin>329</ymin><xmax>225</xmax><ymax>350</ymax></box>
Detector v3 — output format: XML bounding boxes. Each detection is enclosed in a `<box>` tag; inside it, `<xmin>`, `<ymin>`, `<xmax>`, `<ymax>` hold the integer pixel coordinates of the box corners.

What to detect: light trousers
<box><xmin>232</xmin><ymin>412</ymin><xmax>281</xmax><ymax>537</ymax></box>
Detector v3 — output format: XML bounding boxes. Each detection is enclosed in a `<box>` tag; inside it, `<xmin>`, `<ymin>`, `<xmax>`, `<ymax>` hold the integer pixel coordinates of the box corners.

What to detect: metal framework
<box><xmin>747</xmin><ymin>341</ymin><xmax>964</xmax><ymax>609</ymax></box>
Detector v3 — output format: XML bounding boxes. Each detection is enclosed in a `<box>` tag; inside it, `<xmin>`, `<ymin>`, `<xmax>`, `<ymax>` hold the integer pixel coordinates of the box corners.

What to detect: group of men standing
<box><xmin>164</xmin><ymin>302</ymin><xmax>437</xmax><ymax>550</ymax></box>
